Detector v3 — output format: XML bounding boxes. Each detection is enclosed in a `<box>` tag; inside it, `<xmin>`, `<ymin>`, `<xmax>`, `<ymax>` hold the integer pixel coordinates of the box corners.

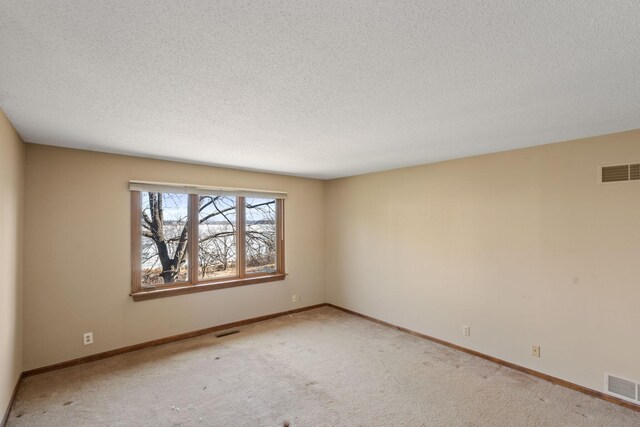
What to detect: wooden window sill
<box><xmin>130</xmin><ymin>273</ymin><xmax>286</xmax><ymax>301</ymax></box>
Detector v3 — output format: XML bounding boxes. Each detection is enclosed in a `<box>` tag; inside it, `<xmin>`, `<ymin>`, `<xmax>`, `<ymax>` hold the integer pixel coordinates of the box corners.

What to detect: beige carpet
<box><xmin>7</xmin><ymin>307</ymin><xmax>640</xmax><ymax>426</ymax></box>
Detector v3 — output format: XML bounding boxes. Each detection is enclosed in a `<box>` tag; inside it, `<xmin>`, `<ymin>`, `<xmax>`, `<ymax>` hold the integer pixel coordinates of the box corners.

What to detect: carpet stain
<box><xmin>63</xmin><ymin>402</ymin><xmax>72</xmax><ymax>406</ymax></box>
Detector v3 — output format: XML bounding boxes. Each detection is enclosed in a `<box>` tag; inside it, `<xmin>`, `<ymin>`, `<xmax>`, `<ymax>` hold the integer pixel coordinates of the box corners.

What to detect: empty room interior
<box><xmin>2</xmin><ymin>2</ymin><xmax>640</xmax><ymax>426</ymax></box>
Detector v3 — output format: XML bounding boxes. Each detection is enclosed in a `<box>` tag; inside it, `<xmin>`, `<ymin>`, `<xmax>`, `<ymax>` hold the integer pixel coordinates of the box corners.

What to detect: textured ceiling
<box><xmin>1</xmin><ymin>1</ymin><xmax>639</xmax><ymax>179</ymax></box>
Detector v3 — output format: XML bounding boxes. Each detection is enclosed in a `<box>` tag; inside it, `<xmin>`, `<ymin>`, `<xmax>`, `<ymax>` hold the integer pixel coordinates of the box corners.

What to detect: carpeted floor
<box><xmin>7</xmin><ymin>306</ymin><xmax>640</xmax><ymax>426</ymax></box>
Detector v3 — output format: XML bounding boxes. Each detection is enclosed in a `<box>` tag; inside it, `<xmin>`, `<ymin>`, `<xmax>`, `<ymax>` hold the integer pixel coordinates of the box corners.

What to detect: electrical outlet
<box><xmin>83</xmin><ymin>332</ymin><xmax>93</xmax><ymax>345</ymax></box>
<box><xmin>532</xmin><ymin>345</ymin><xmax>540</xmax><ymax>358</ymax></box>
<box><xmin>462</xmin><ymin>325</ymin><xmax>470</xmax><ymax>336</ymax></box>
<box><xmin>291</xmin><ymin>295</ymin><xmax>298</xmax><ymax>303</ymax></box>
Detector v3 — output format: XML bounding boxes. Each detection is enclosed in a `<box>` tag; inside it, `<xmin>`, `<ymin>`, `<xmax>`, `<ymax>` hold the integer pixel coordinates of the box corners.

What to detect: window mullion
<box><xmin>237</xmin><ymin>196</ymin><xmax>246</xmax><ymax>278</ymax></box>
<box><xmin>188</xmin><ymin>194</ymin><xmax>199</xmax><ymax>284</ymax></box>
<box><xmin>131</xmin><ymin>191</ymin><xmax>142</xmax><ymax>294</ymax></box>
<box><xmin>277</xmin><ymin>199</ymin><xmax>285</xmax><ymax>274</ymax></box>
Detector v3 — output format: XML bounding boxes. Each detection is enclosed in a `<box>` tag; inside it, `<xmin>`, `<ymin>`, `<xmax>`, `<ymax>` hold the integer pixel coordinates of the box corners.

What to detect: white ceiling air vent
<box><xmin>601</xmin><ymin>164</ymin><xmax>640</xmax><ymax>183</ymax></box>
<box><xmin>605</xmin><ymin>373</ymin><xmax>639</xmax><ymax>403</ymax></box>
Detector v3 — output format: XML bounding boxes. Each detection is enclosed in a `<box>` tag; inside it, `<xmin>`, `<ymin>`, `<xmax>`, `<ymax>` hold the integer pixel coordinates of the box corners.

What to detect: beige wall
<box><xmin>23</xmin><ymin>145</ymin><xmax>325</xmax><ymax>370</ymax></box>
<box><xmin>325</xmin><ymin>130</ymin><xmax>640</xmax><ymax>393</ymax></box>
<box><xmin>18</xmin><ymin>128</ymin><xmax>640</xmax><ymax>396</ymax></box>
<box><xmin>0</xmin><ymin>110</ymin><xmax>24</xmax><ymax>416</ymax></box>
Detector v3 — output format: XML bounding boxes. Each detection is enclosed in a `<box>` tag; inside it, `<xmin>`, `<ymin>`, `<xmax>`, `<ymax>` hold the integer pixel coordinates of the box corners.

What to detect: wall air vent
<box><xmin>605</xmin><ymin>373</ymin><xmax>639</xmax><ymax>403</ymax></box>
<box><xmin>601</xmin><ymin>164</ymin><xmax>640</xmax><ymax>183</ymax></box>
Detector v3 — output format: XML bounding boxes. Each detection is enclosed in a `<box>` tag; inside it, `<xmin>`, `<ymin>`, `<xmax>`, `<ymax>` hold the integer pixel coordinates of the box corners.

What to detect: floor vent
<box><xmin>601</xmin><ymin>164</ymin><xmax>640</xmax><ymax>183</ymax></box>
<box><xmin>605</xmin><ymin>373</ymin><xmax>639</xmax><ymax>403</ymax></box>
<box><xmin>215</xmin><ymin>329</ymin><xmax>240</xmax><ymax>338</ymax></box>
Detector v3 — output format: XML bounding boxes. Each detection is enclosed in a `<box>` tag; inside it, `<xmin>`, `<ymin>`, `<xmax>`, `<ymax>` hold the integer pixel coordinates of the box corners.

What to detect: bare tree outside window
<box><xmin>141</xmin><ymin>192</ymin><xmax>189</xmax><ymax>286</ymax></box>
<box><xmin>136</xmin><ymin>192</ymin><xmax>281</xmax><ymax>293</ymax></box>
<box><xmin>198</xmin><ymin>195</ymin><xmax>237</xmax><ymax>279</ymax></box>
<box><xmin>245</xmin><ymin>198</ymin><xmax>277</xmax><ymax>274</ymax></box>
<box><xmin>131</xmin><ymin>187</ymin><xmax>286</xmax><ymax>301</ymax></box>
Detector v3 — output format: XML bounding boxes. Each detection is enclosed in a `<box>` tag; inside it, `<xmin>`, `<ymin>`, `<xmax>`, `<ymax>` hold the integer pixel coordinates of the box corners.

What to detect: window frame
<box><xmin>130</xmin><ymin>191</ymin><xmax>285</xmax><ymax>301</ymax></box>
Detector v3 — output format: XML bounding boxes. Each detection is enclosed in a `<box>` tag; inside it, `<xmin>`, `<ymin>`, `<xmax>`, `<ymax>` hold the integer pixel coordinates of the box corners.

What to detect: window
<box><xmin>198</xmin><ymin>195</ymin><xmax>237</xmax><ymax>280</ymax></box>
<box><xmin>130</xmin><ymin>182</ymin><xmax>285</xmax><ymax>301</ymax></box>
<box><xmin>245</xmin><ymin>198</ymin><xmax>278</xmax><ymax>274</ymax></box>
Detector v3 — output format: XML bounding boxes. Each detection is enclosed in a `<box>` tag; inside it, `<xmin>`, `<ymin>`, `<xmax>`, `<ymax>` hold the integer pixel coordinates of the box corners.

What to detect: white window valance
<box><xmin>129</xmin><ymin>180</ymin><xmax>287</xmax><ymax>199</ymax></box>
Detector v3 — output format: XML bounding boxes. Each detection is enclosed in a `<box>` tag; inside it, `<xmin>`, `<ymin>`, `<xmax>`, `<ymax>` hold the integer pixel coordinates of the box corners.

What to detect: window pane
<box><xmin>141</xmin><ymin>193</ymin><xmax>189</xmax><ymax>287</ymax></box>
<box><xmin>245</xmin><ymin>198</ymin><xmax>277</xmax><ymax>274</ymax></box>
<box><xmin>198</xmin><ymin>196</ymin><xmax>237</xmax><ymax>280</ymax></box>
